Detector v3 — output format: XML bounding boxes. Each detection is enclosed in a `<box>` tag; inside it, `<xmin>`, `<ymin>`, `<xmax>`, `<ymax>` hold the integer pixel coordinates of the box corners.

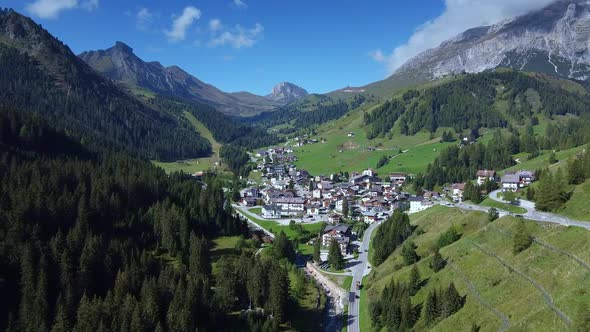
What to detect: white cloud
<box><xmin>165</xmin><ymin>6</ymin><xmax>201</xmax><ymax>42</ymax></box>
<box><xmin>25</xmin><ymin>0</ymin><xmax>75</xmax><ymax>19</ymax></box>
<box><xmin>209</xmin><ymin>18</ymin><xmax>222</xmax><ymax>32</ymax></box>
<box><xmin>136</xmin><ymin>7</ymin><xmax>153</xmax><ymax>30</ymax></box>
<box><xmin>368</xmin><ymin>49</ymin><xmax>386</xmax><ymax>62</ymax></box>
<box><xmin>26</xmin><ymin>0</ymin><xmax>99</xmax><ymax>19</ymax></box>
<box><xmin>371</xmin><ymin>0</ymin><xmax>555</xmax><ymax>75</ymax></box>
<box><xmin>231</xmin><ymin>0</ymin><xmax>247</xmax><ymax>9</ymax></box>
<box><xmin>209</xmin><ymin>22</ymin><xmax>263</xmax><ymax>49</ymax></box>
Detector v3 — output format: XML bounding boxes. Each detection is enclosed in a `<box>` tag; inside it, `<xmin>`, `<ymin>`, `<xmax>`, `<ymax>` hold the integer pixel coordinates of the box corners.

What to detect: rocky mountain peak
<box><xmin>388</xmin><ymin>0</ymin><xmax>590</xmax><ymax>86</ymax></box>
<box><xmin>268</xmin><ymin>82</ymin><xmax>308</xmax><ymax>101</ymax></box>
<box><xmin>112</xmin><ymin>41</ymin><xmax>133</xmax><ymax>54</ymax></box>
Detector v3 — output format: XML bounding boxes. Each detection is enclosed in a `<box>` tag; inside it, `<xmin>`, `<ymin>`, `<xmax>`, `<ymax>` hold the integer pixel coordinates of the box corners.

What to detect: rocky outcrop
<box><xmin>267</xmin><ymin>82</ymin><xmax>308</xmax><ymax>101</ymax></box>
<box><xmin>394</xmin><ymin>0</ymin><xmax>590</xmax><ymax>82</ymax></box>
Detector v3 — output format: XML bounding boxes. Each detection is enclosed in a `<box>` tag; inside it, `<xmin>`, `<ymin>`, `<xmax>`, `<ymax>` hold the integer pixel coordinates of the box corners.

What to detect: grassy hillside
<box><xmin>294</xmin><ymin>69</ymin><xmax>590</xmax><ymax>177</ymax></box>
<box><xmin>154</xmin><ymin>111</ymin><xmax>227</xmax><ymax>174</ymax></box>
<box><xmin>363</xmin><ymin>206</ymin><xmax>590</xmax><ymax>331</ymax></box>
<box><xmin>558</xmin><ymin>179</ymin><xmax>590</xmax><ymax>221</ymax></box>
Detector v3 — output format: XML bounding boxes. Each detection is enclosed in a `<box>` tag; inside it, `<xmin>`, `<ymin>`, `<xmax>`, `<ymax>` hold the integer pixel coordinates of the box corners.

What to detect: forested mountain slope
<box><xmin>363</xmin><ymin>70</ymin><xmax>590</xmax><ymax>139</ymax></box>
<box><xmin>0</xmin><ymin>9</ymin><xmax>209</xmax><ymax>161</ymax></box>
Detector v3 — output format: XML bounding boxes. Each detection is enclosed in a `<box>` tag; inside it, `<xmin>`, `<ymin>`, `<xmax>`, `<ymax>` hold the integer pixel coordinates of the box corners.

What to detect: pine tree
<box><xmin>401</xmin><ymin>241</ymin><xmax>419</xmax><ymax>265</ymax></box>
<box><xmin>488</xmin><ymin>207</ymin><xmax>499</xmax><ymax>222</ymax></box>
<box><xmin>342</xmin><ymin>198</ymin><xmax>349</xmax><ymax>218</ymax></box>
<box><xmin>328</xmin><ymin>239</ymin><xmax>345</xmax><ymax>271</ymax></box>
<box><xmin>513</xmin><ymin>220</ymin><xmax>533</xmax><ymax>254</ymax></box>
<box><xmin>423</xmin><ymin>289</ymin><xmax>440</xmax><ymax>326</ymax></box>
<box><xmin>408</xmin><ymin>265</ymin><xmax>421</xmax><ymax>296</ymax></box>
<box><xmin>430</xmin><ymin>249</ymin><xmax>446</xmax><ymax>272</ymax></box>
<box><xmin>268</xmin><ymin>264</ymin><xmax>288</xmax><ymax>322</ymax></box>
<box><xmin>313</xmin><ymin>233</ymin><xmax>322</xmax><ymax>263</ymax></box>
<box><xmin>442</xmin><ymin>282</ymin><xmax>463</xmax><ymax>318</ymax></box>
<box><xmin>189</xmin><ymin>233</ymin><xmax>211</xmax><ymax>281</ymax></box>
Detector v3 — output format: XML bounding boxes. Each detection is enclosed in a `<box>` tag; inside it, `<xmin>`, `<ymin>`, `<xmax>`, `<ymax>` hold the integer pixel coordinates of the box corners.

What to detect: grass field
<box><xmin>558</xmin><ymin>179</ymin><xmax>590</xmax><ymax>221</ymax></box>
<box><xmin>363</xmin><ymin>206</ymin><xmax>590</xmax><ymax>331</ymax></box>
<box><xmin>243</xmin><ymin>208</ymin><xmax>325</xmax><ymax>238</ymax></box>
<box><xmin>154</xmin><ymin>111</ymin><xmax>227</xmax><ymax>174</ymax></box>
<box><xmin>292</xmin><ymin>103</ymin><xmax>457</xmax><ymax>175</ymax></box>
<box><xmin>239</xmin><ymin>207</ymin><xmax>325</xmax><ymax>255</ymax></box>
<box><xmin>502</xmin><ymin>145</ymin><xmax>586</xmax><ymax>174</ymax></box>
<box><xmin>479</xmin><ymin>197</ymin><xmax>528</xmax><ymax>214</ymax></box>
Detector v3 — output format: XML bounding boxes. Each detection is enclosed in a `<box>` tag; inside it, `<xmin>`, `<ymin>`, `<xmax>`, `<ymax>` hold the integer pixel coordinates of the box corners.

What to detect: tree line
<box><xmin>372</xmin><ymin>210</ymin><xmax>414</xmax><ymax>266</ymax></box>
<box><xmin>0</xmin><ymin>43</ymin><xmax>211</xmax><ymax>161</ymax></box>
<box><xmin>363</xmin><ymin>70</ymin><xmax>590</xmax><ymax>138</ymax></box>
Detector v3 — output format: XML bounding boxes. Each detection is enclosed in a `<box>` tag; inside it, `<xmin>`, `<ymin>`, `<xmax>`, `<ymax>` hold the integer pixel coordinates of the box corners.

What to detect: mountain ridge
<box><xmin>362</xmin><ymin>0</ymin><xmax>590</xmax><ymax>97</ymax></box>
<box><xmin>79</xmin><ymin>42</ymin><xmax>294</xmax><ymax>116</ymax></box>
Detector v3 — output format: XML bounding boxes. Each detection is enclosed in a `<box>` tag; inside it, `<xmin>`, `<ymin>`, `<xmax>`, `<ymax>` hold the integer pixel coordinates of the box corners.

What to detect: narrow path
<box><xmin>447</xmin><ymin>261</ymin><xmax>510</xmax><ymax>332</ymax></box>
<box><xmin>488</xmin><ymin>226</ymin><xmax>590</xmax><ymax>273</ymax></box>
<box><xmin>472</xmin><ymin>241</ymin><xmax>572</xmax><ymax>327</ymax></box>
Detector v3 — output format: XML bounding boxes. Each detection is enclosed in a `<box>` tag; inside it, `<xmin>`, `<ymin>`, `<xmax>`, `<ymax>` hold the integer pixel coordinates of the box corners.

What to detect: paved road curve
<box><xmin>488</xmin><ymin>190</ymin><xmax>590</xmax><ymax>230</ymax></box>
<box><xmin>347</xmin><ymin>222</ymin><xmax>380</xmax><ymax>332</ymax></box>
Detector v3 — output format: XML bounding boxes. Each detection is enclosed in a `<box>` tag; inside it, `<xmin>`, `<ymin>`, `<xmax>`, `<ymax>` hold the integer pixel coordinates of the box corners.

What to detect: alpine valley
<box><xmin>1</xmin><ymin>1</ymin><xmax>590</xmax><ymax>332</ymax></box>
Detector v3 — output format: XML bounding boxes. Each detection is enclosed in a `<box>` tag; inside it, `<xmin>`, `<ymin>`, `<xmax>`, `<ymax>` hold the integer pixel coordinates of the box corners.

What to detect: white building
<box><xmin>408</xmin><ymin>196</ymin><xmax>433</xmax><ymax>214</ymax></box>
<box><xmin>262</xmin><ymin>205</ymin><xmax>282</xmax><ymax>219</ymax></box>
<box><xmin>273</xmin><ymin>197</ymin><xmax>305</xmax><ymax>216</ymax></box>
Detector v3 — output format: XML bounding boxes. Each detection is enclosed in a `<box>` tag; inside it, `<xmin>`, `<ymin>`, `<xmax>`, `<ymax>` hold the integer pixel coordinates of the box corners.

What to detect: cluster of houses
<box><xmin>447</xmin><ymin>169</ymin><xmax>536</xmax><ymax>203</ymax></box>
<box><xmin>245</xmin><ymin>145</ymin><xmax>538</xmax><ymax>256</ymax></box>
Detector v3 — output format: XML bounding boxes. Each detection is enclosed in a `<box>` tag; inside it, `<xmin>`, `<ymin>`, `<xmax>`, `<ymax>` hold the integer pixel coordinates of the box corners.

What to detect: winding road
<box><xmin>347</xmin><ymin>222</ymin><xmax>380</xmax><ymax>332</ymax></box>
<box><xmin>488</xmin><ymin>190</ymin><xmax>590</xmax><ymax>230</ymax></box>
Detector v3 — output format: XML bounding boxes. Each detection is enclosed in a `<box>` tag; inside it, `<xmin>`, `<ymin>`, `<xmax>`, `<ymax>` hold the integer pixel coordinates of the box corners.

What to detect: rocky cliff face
<box><xmin>394</xmin><ymin>0</ymin><xmax>590</xmax><ymax>83</ymax></box>
<box><xmin>267</xmin><ymin>82</ymin><xmax>308</xmax><ymax>101</ymax></box>
<box><xmin>79</xmin><ymin>42</ymin><xmax>281</xmax><ymax>116</ymax></box>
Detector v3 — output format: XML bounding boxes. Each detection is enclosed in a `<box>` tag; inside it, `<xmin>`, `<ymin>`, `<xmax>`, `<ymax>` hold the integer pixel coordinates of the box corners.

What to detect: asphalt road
<box><xmin>347</xmin><ymin>222</ymin><xmax>380</xmax><ymax>332</ymax></box>
<box><xmin>488</xmin><ymin>190</ymin><xmax>590</xmax><ymax>230</ymax></box>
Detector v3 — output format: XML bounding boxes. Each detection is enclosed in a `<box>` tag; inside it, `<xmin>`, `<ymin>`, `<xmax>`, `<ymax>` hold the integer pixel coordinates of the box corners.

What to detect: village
<box><xmin>234</xmin><ymin>146</ymin><xmax>538</xmax><ymax>266</ymax></box>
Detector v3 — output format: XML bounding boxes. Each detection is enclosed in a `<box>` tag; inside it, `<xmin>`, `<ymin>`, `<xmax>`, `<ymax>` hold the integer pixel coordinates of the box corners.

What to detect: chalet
<box><xmin>273</xmin><ymin>197</ymin><xmax>306</xmax><ymax>216</ymax></box>
<box><xmin>264</xmin><ymin>190</ymin><xmax>294</xmax><ymax>203</ymax></box>
<box><xmin>239</xmin><ymin>197</ymin><xmax>257</xmax><ymax>207</ymax></box>
<box><xmin>408</xmin><ymin>196</ymin><xmax>434</xmax><ymax>214</ymax></box>
<box><xmin>389</xmin><ymin>173</ymin><xmax>408</xmax><ymax>184</ymax></box>
<box><xmin>502</xmin><ymin>170</ymin><xmax>536</xmax><ymax>191</ymax></box>
<box><xmin>362</xmin><ymin>211</ymin><xmax>379</xmax><ymax>223</ymax></box>
<box><xmin>515</xmin><ymin>170</ymin><xmax>536</xmax><ymax>186</ymax></box>
<box><xmin>501</xmin><ymin>174</ymin><xmax>520</xmax><ymax>192</ymax></box>
<box><xmin>241</xmin><ymin>187</ymin><xmax>259</xmax><ymax>198</ymax></box>
<box><xmin>262</xmin><ymin>205</ymin><xmax>282</xmax><ymax>219</ymax></box>
<box><xmin>476</xmin><ymin>170</ymin><xmax>496</xmax><ymax>185</ymax></box>
<box><xmin>422</xmin><ymin>190</ymin><xmax>440</xmax><ymax>200</ymax></box>
<box><xmin>350</xmin><ymin>174</ymin><xmax>370</xmax><ymax>185</ymax></box>
<box><xmin>322</xmin><ymin>224</ymin><xmax>352</xmax><ymax>254</ymax></box>
<box><xmin>328</xmin><ymin>214</ymin><xmax>341</xmax><ymax>224</ymax></box>
<box><xmin>451</xmin><ymin>183</ymin><xmax>466</xmax><ymax>202</ymax></box>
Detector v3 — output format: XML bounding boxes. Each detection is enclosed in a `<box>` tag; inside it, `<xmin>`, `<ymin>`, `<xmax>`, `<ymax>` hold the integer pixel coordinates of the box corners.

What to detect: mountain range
<box><xmin>364</xmin><ymin>0</ymin><xmax>590</xmax><ymax>96</ymax></box>
<box><xmin>79</xmin><ymin>42</ymin><xmax>307</xmax><ymax>116</ymax></box>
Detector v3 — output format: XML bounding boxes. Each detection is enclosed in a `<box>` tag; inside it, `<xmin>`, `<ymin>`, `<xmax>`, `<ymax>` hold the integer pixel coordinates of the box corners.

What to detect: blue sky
<box><xmin>2</xmin><ymin>0</ymin><xmax>553</xmax><ymax>95</ymax></box>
